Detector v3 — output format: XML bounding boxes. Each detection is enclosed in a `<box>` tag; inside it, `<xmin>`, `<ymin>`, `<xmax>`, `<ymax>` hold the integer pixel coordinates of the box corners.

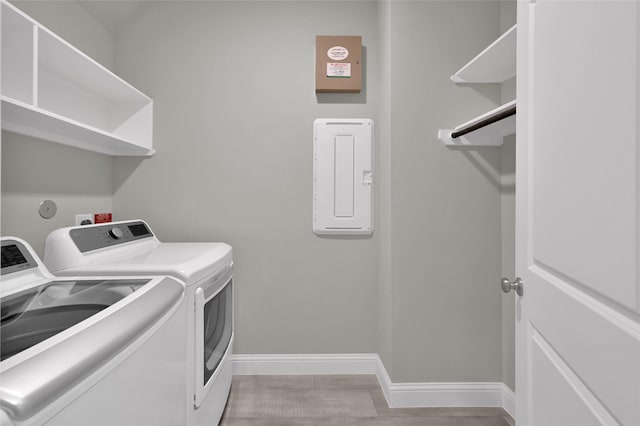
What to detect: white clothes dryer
<box><xmin>0</xmin><ymin>237</ymin><xmax>187</xmax><ymax>426</ymax></box>
<box><xmin>44</xmin><ymin>220</ymin><xmax>233</xmax><ymax>426</ymax></box>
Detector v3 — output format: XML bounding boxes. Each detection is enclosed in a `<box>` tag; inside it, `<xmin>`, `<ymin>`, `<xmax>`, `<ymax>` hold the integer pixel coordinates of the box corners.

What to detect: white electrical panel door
<box><xmin>313</xmin><ymin>119</ymin><xmax>373</xmax><ymax>235</ymax></box>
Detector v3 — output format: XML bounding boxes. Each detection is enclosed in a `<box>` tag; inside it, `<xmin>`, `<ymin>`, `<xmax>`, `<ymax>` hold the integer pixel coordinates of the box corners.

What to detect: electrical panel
<box><xmin>313</xmin><ymin>119</ymin><xmax>373</xmax><ymax>235</ymax></box>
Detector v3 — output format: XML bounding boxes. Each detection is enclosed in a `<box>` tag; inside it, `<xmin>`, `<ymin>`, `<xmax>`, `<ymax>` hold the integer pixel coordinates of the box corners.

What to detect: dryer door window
<box><xmin>195</xmin><ymin>269</ymin><xmax>233</xmax><ymax>407</ymax></box>
<box><xmin>202</xmin><ymin>280</ymin><xmax>232</xmax><ymax>385</ymax></box>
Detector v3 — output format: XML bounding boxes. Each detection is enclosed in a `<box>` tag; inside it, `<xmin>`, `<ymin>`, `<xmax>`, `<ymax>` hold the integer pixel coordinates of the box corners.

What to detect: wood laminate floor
<box><xmin>220</xmin><ymin>375</ymin><xmax>515</xmax><ymax>426</ymax></box>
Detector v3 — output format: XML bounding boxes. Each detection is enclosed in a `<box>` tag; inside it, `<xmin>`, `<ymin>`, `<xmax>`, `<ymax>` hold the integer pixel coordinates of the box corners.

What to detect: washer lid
<box><xmin>0</xmin><ymin>276</ymin><xmax>183</xmax><ymax>422</ymax></box>
<box><xmin>1</xmin><ymin>278</ymin><xmax>150</xmax><ymax>362</ymax></box>
<box><xmin>56</xmin><ymin>242</ymin><xmax>232</xmax><ymax>285</ymax></box>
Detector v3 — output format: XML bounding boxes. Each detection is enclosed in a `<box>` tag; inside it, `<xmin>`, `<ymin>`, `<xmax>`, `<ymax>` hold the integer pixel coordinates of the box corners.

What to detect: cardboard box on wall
<box><xmin>315</xmin><ymin>35</ymin><xmax>362</xmax><ymax>93</ymax></box>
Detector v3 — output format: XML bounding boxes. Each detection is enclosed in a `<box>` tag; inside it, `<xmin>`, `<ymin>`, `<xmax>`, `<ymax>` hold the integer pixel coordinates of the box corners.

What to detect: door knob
<box><xmin>501</xmin><ymin>277</ymin><xmax>524</xmax><ymax>296</ymax></box>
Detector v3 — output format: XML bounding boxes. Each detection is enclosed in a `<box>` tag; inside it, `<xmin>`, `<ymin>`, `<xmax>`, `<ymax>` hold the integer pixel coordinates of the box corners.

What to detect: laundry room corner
<box><xmin>4</xmin><ymin>0</ymin><xmax>638</xmax><ymax>423</ymax></box>
<box><xmin>2</xmin><ymin>0</ymin><xmax>518</xmax><ymax>420</ymax></box>
<box><xmin>1</xmin><ymin>0</ymin><xmax>116</xmax><ymax>257</ymax></box>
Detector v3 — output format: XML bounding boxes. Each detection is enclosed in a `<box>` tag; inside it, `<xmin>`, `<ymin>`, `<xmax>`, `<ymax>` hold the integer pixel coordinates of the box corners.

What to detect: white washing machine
<box><xmin>0</xmin><ymin>237</ymin><xmax>188</xmax><ymax>426</ymax></box>
<box><xmin>44</xmin><ymin>220</ymin><xmax>233</xmax><ymax>426</ymax></box>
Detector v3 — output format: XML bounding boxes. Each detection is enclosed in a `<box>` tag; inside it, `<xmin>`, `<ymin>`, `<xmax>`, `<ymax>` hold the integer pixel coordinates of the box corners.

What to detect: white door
<box><xmin>515</xmin><ymin>1</ymin><xmax>640</xmax><ymax>425</ymax></box>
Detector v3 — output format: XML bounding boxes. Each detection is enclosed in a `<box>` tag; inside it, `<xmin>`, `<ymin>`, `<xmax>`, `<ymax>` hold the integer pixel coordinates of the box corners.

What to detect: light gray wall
<box><xmin>500</xmin><ymin>0</ymin><xmax>517</xmax><ymax>392</ymax></box>
<box><xmin>1</xmin><ymin>133</ymin><xmax>113</xmax><ymax>256</ymax></box>
<box><xmin>113</xmin><ymin>0</ymin><xmax>507</xmax><ymax>381</ymax></box>
<box><xmin>500</xmin><ymin>0</ymin><xmax>517</xmax><ymax>33</ymax></box>
<box><xmin>8</xmin><ymin>1</ymin><xmax>114</xmax><ymax>70</ymax></box>
<box><xmin>387</xmin><ymin>1</ymin><xmax>504</xmax><ymax>382</ymax></box>
<box><xmin>376</xmin><ymin>0</ymin><xmax>394</xmax><ymax>373</ymax></box>
<box><xmin>112</xmin><ymin>1</ymin><xmax>380</xmax><ymax>354</ymax></box>
<box><xmin>1</xmin><ymin>1</ymin><xmax>115</xmax><ymax>256</ymax></box>
<box><xmin>500</xmin><ymin>135</ymin><xmax>516</xmax><ymax>391</ymax></box>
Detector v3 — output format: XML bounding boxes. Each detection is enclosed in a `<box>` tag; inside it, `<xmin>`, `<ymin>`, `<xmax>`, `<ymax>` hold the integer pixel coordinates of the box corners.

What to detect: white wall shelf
<box><xmin>438</xmin><ymin>100</ymin><xmax>516</xmax><ymax>146</ymax></box>
<box><xmin>451</xmin><ymin>25</ymin><xmax>516</xmax><ymax>84</ymax></box>
<box><xmin>438</xmin><ymin>25</ymin><xmax>517</xmax><ymax>146</ymax></box>
<box><xmin>1</xmin><ymin>0</ymin><xmax>154</xmax><ymax>156</ymax></box>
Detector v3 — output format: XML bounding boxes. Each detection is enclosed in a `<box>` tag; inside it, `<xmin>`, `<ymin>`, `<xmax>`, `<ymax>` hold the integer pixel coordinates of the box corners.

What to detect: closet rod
<box><xmin>450</xmin><ymin>104</ymin><xmax>516</xmax><ymax>139</ymax></box>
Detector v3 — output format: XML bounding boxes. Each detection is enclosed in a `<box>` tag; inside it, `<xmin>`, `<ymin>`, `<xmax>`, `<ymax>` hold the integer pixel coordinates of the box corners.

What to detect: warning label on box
<box><xmin>327</xmin><ymin>62</ymin><xmax>351</xmax><ymax>78</ymax></box>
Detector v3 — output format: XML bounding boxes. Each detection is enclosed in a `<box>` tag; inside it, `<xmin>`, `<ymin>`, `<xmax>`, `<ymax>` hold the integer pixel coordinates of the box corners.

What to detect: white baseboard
<box><xmin>384</xmin><ymin>381</ymin><xmax>509</xmax><ymax>408</ymax></box>
<box><xmin>501</xmin><ymin>383</ymin><xmax>516</xmax><ymax>418</ymax></box>
<box><xmin>231</xmin><ymin>353</ymin><xmax>379</xmax><ymax>376</ymax></box>
<box><xmin>231</xmin><ymin>353</ymin><xmax>515</xmax><ymax>416</ymax></box>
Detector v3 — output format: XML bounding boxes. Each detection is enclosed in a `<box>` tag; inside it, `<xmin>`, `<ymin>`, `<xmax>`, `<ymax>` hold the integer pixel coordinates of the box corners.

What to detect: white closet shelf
<box><xmin>1</xmin><ymin>0</ymin><xmax>154</xmax><ymax>157</ymax></box>
<box><xmin>2</xmin><ymin>97</ymin><xmax>155</xmax><ymax>156</ymax></box>
<box><xmin>451</xmin><ymin>25</ymin><xmax>516</xmax><ymax>84</ymax></box>
<box><xmin>438</xmin><ymin>100</ymin><xmax>516</xmax><ymax>147</ymax></box>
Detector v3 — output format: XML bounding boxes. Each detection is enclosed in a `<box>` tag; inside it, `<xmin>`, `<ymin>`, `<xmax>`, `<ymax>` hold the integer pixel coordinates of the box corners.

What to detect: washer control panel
<box><xmin>1</xmin><ymin>239</ymin><xmax>39</xmax><ymax>275</ymax></box>
<box><xmin>108</xmin><ymin>227</ymin><xmax>124</xmax><ymax>240</ymax></box>
<box><xmin>70</xmin><ymin>221</ymin><xmax>154</xmax><ymax>253</ymax></box>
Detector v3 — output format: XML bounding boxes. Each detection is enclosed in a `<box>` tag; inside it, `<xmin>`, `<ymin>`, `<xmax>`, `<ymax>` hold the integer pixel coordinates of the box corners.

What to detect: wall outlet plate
<box><xmin>75</xmin><ymin>214</ymin><xmax>93</xmax><ymax>226</ymax></box>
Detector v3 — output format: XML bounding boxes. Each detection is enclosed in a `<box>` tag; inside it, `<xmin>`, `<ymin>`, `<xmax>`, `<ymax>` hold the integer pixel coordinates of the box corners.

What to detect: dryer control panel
<box><xmin>70</xmin><ymin>221</ymin><xmax>154</xmax><ymax>253</ymax></box>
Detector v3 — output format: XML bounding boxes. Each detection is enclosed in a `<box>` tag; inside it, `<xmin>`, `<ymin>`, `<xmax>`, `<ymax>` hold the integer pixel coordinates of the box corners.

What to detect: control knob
<box><xmin>108</xmin><ymin>227</ymin><xmax>124</xmax><ymax>240</ymax></box>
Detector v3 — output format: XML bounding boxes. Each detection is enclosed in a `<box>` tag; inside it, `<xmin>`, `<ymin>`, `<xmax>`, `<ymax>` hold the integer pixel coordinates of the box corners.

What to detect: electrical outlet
<box><xmin>75</xmin><ymin>214</ymin><xmax>93</xmax><ymax>226</ymax></box>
